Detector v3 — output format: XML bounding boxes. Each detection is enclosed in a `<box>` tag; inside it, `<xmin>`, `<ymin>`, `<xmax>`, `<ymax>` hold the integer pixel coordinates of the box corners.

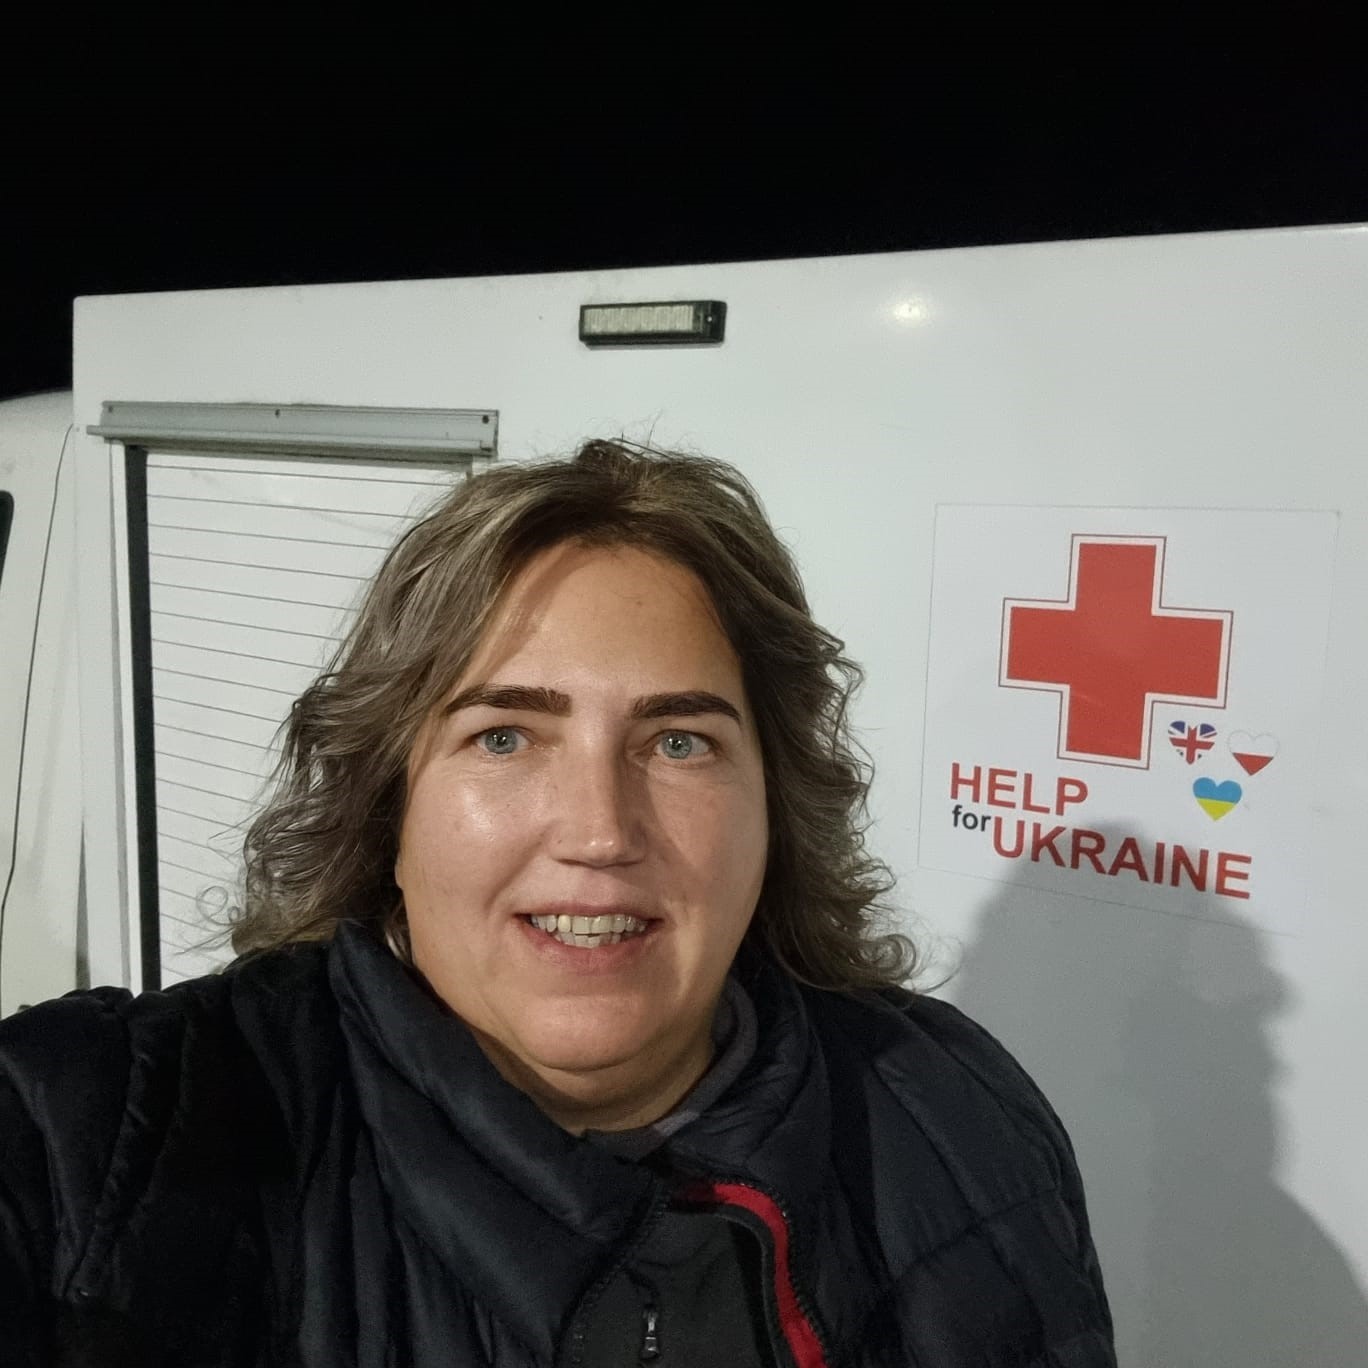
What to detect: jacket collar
<box><xmin>328</xmin><ymin>923</ymin><xmax>832</xmax><ymax>1353</ymax></box>
<box><xmin>666</xmin><ymin>947</ymin><xmax>833</xmax><ymax>1243</ymax></box>
<box><xmin>330</xmin><ymin>923</ymin><xmax>659</xmax><ymax>1358</ymax></box>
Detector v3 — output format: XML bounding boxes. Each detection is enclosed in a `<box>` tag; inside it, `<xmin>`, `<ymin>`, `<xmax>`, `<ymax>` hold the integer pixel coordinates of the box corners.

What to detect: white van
<box><xmin>3</xmin><ymin>228</ymin><xmax>1367</xmax><ymax>1362</ymax></box>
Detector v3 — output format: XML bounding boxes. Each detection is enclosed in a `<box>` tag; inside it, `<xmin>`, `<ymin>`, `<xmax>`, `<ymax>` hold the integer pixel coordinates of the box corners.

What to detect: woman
<box><xmin>0</xmin><ymin>441</ymin><xmax>1115</xmax><ymax>1366</ymax></box>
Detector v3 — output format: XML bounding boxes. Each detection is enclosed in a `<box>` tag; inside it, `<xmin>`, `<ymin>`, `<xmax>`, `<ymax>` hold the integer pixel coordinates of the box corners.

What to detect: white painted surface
<box><xmin>0</xmin><ymin>391</ymin><xmax>83</xmax><ymax>1014</ymax></box>
<box><xmin>68</xmin><ymin>225</ymin><xmax>1368</xmax><ymax>1363</ymax></box>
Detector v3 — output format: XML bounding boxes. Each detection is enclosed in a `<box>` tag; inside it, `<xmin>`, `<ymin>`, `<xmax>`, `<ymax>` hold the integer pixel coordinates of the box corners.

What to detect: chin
<box><xmin>514</xmin><ymin>1021</ymin><xmax>653</xmax><ymax>1078</ymax></box>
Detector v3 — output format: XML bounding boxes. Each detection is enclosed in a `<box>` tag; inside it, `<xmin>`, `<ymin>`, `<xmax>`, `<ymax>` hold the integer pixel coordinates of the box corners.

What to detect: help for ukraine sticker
<box><xmin>917</xmin><ymin>506</ymin><xmax>1336</xmax><ymax>931</ymax></box>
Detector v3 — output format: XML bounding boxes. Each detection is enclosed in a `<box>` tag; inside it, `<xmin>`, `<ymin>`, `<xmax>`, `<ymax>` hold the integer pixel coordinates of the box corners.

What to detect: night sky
<box><xmin>5</xmin><ymin>72</ymin><xmax>1365</xmax><ymax>401</ymax></box>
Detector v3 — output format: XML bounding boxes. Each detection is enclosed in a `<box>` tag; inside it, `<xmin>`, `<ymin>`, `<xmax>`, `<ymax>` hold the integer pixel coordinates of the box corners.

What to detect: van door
<box><xmin>0</xmin><ymin>392</ymin><xmax>82</xmax><ymax>1017</ymax></box>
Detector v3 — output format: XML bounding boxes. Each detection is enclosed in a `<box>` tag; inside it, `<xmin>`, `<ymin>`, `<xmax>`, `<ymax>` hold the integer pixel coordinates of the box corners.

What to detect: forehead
<box><xmin>459</xmin><ymin>541</ymin><xmax>743</xmax><ymax>689</ymax></box>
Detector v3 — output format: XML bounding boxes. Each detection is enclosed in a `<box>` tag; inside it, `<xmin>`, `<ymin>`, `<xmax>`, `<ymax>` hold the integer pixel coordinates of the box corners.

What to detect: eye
<box><xmin>658</xmin><ymin>730</ymin><xmax>712</xmax><ymax>761</ymax></box>
<box><xmin>477</xmin><ymin>727</ymin><xmax>523</xmax><ymax>756</ymax></box>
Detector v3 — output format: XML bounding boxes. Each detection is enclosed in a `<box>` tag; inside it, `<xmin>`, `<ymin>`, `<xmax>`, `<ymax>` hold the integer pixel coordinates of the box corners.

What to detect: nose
<box><xmin>549</xmin><ymin>750</ymin><xmax>645</xmax><ymax>867</ymax></box>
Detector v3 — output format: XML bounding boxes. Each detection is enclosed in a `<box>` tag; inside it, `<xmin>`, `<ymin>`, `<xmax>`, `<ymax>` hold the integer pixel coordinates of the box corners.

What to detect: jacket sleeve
<box><xmin>0</xmin><ymin>990</ymin><xmax>136</xmax><ymax>1366</ymax></box>
<box><xmin>0</xmin><ymin>1060</ymin><xmax>58</xmax><ymax>1364</ymax></box>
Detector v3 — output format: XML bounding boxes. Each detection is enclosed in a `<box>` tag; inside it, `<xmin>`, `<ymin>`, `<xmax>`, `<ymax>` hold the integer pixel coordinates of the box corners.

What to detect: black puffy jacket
<box><xmin>0</xmin><ymin>925</ymin><xmax>1115</xmax><ymax>1366</ymax></box>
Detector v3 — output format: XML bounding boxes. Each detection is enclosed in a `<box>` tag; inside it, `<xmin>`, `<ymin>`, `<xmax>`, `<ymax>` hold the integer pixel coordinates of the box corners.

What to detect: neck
<box><xmin>471</xmin><ymin>1026</ymin><xmax>715</xmax><ymax>1135</ymax></box>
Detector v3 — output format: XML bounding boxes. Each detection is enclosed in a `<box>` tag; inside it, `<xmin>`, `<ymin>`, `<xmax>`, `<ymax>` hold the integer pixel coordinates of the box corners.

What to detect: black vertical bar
<box><xmin>0</xmin><ymin>491</ymin><xmax>13</xmax><ymax>585</ymax></box>
<box><xmin>123</xmin><ymin>448</ymin><xmax>162</xmax><ymax>991</ymax></box>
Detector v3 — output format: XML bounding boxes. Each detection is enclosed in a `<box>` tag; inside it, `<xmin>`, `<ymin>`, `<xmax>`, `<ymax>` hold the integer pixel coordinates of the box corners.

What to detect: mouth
<box><xmin>523</xmin><ymin>911</ymin><xmax>653</xmax><ymax>950</ymax></box>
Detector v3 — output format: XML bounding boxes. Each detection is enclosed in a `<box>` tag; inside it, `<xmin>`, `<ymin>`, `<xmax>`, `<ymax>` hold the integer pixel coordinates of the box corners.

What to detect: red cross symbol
<box><xmin>1000</xmin><ymin>537</ymin><xmax>1232</xmax><ymax>767</ymax></box>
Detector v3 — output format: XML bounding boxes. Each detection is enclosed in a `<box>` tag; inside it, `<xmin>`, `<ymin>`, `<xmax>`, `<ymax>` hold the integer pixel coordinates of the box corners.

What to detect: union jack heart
<box><xmin>1168</xmin><ymin>720</ymin><xmax>1217</xmax><ymax>765</ymax></box>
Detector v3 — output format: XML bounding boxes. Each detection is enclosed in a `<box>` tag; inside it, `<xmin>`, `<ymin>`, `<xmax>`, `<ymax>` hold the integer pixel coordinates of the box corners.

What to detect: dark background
<box><xmin>5</xmin><ymin>61</ymin><xmax>1365</xmax><ymax>401</ymax></box>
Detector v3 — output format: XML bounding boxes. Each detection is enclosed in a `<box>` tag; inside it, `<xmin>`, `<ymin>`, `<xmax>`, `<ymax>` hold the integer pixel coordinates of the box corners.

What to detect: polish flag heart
<box><xmin>1228</xmin><ymin>731</ymin><xmax>1278</xmax><ymax>777</ymax></box>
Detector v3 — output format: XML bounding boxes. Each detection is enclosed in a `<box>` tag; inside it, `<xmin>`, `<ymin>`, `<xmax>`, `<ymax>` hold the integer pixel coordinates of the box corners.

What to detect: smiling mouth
<box><xmin>526</xmin><ymin>912</ymin><xmax>650</xmax><ymax>949</ymax></box>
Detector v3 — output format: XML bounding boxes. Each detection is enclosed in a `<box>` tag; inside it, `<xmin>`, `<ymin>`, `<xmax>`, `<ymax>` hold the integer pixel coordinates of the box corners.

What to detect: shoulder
<box><xmin>0</xmin><ymin>947</ymin><xmax>340</xmax><ymax>1349</ymax></box>
<box><xmin>0</xmin><ymin>941</ymin><xmax>335</xmax><ymax>1112</ymax></box>
<box><xmin>805</xmin><ymin>984</ymin><xmax>1078</xmax><ymax>1196</ymax></box>
<box><xmin>803</xmin><ymin>985</ymin><xmax>1114</xmax><ymax>1354</ymax></box>
<box><xmin>737</xmin><ymin>964</ymin><xmax>1114</xmax><ymax>1358</ymax></box>
<box><xmin>0</xmin><ymin>943</ymin><xmax>337</xmax><ymax>1256</ymax></box>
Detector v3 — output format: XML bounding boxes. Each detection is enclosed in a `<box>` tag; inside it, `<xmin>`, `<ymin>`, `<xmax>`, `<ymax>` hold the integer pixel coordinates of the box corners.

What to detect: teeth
<box><xmin>528</xmin><ymin>913</ymin><xmax>648</xmax><ymax>947</ymax></box>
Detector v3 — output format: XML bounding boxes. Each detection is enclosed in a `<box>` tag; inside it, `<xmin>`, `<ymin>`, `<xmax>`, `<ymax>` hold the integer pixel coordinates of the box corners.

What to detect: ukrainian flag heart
<box><xmin>1193</xmin><ymin>777</ymin><xmax>1242</xmax><ymax>821</ymax></box>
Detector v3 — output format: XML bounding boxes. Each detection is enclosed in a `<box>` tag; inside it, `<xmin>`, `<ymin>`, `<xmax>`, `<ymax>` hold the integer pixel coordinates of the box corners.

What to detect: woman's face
<box><xmin>396</xmin><ymin>541</ymin><xmax>769</xmax><ymax>1130</ymax></box>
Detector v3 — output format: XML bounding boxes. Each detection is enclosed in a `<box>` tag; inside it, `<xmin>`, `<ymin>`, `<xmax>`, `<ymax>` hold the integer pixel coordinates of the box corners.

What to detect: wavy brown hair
<box><xmin>231</xmin><ymin>440</ymin><xmax>914</xmax><ymax>991</ymax></box>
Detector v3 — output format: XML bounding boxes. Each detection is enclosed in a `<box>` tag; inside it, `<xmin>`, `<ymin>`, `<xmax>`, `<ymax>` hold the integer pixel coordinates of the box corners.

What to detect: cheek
<box><xmin>397</xmin><ymin>774</ymin><xmax>533</xmax><ymax>897</ymax></box>
<box><xmin>667</xmin><ymin>786</ymin><xmax>768</xmax><ymax>892</ymax></box>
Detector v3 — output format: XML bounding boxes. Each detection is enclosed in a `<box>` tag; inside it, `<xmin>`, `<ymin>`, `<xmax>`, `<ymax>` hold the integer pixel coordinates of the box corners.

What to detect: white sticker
<box><xmin>918</xmin><ymin>506</ymin><xmax>1337</xmax><ymax>933</ymax></box>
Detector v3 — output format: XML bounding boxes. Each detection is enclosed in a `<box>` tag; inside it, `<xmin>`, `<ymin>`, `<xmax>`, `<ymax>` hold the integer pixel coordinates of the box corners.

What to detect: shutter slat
<box><xmin>154</xmin><ymin>639</ymin><xmax>321</xmax><ymax>698</ymax></box>
<box><xmin>150</xmin><ymin>582</ymin><xmax>350</xmax><ymax>638</ymax></box>
<box><xmin>150</xmin><ymin>524</ymin><xmax>393</xmax><ymax>580</ymax></box>
<box><xmin>153</xmin><ymin>696</ymin><xmax>282</xmax><ymax>750</ymax></box>
<box><xmin>147</xmin><ymin>493</ymin><xmax>408</xmax><ymax>547</ymax></box>
<box><xmin>151</xmin><ymin>612</ymin><xmax>332</xmax><ymax>671</ymax></box>
<box><xmin>159</xmin><ymin>833</ymin><xmax>240</xmax><ymax>884</ymax></box>
<box><xmin>154</xmin><ymin>724</ymin><xmax>278</xmax><ymax>779</ymax></box>
<box><xmin>150</xmin><ymin>554</ymin><xmax>368</xmax><ymax>609</ymax></box>
<box><xmin>146</xmin><ymin>463</ymin><xmax>451</xmax><ymax>513</ymax></box>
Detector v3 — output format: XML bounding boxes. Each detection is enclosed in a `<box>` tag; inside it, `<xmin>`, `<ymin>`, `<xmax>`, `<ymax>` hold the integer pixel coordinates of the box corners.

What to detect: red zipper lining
<box><xmin>677</xmin><ymin>1179</ymin><xmax>830</xmax><ymax>1368</ymax></box>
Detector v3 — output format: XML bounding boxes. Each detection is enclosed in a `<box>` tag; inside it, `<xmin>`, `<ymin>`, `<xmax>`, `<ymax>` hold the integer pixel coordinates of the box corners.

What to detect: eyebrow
<box><xmin>632</xmin><ymin>691</ymin><xmax>743</xmax><ymax>725</ymax></box>
<box><xmin>441</xmin><ymin>684</ymin><xmax>742</xmax><ymax>725</ymax></box>
<box><xmin>442</xmin><ymin>685</ymin><xmax>568</xmax><ymax>717</ymax></box>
